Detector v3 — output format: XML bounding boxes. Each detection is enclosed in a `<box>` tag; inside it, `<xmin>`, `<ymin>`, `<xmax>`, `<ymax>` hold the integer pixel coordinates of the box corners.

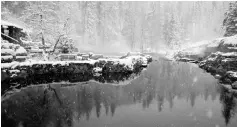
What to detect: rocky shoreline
<box><xmin>1</xmin><ymin>55</ymin><xmax>152</xmax><ymax>94</ymax></box>
<box><xmin>174</xmin><ymin>35</ymin><xmax>237</xmax><ymax>89</ymax></box>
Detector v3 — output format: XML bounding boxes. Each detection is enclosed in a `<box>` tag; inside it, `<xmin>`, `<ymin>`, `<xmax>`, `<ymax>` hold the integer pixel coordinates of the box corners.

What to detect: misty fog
<box><xmin>1</xmin><ymin>1</ymin><xmax>230</xmax><ymax>52</ymax></box>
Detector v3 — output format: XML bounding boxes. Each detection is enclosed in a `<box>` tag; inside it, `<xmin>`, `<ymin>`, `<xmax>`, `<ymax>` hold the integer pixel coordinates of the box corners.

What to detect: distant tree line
<box><xmin>223</xmin><ymin>1</ymin><xmax>237</xmax><ymax>37</ymax></box>
<box><xmin>1</xmin><ymin>1</ymin><xmax>232</xmax><ymax>51</ymax></box>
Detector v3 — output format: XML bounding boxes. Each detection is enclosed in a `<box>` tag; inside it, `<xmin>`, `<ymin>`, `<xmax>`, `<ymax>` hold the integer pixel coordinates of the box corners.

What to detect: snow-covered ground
<box><xmin>222</xmin><ymin>35</ymin><xmax>237</xmax><ymax>45</ymax></box>
<box><xmin>15</xmin><ymin>46</ymin><xmax>27</xmax><ymax>54</ymax></box>
<box><xmin>165</xmin><ymin>35</ymin><xmax>237</xmax><ymax>60</ymax></box>
<box><xmin>1</xmin><ymin>39</ymin><xmax>28</xmax><ymax>62</ymax></box>
<box><xmin>1</xmin><ymin>55</ymin><xmax>150</xmax><ymax>70</ymax></box>
<box><xmin>1</xmin><ymin>49</ymin><xmax>15</xmax><ymax>55</ymax></box>
<box><xmin>215</xmin><ymin>51</ymin><xmax>237</xmax><ymax>57</ymax></box>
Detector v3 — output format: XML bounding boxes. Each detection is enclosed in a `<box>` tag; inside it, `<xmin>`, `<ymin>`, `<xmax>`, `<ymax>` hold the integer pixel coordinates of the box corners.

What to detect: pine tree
<box><xmin>163</xmin><ymin>14</ymin><xmax>182</xmax><ymax>49</ymax></box>
<box><xmin>85</xmin><ymin>2</ymin><xmax>97</xmax><ymax>45</ymax></box>
<box><xmin>20</xmin><ymin>1</ymin><xmax>59</xmax><ymax>48</ymax></box>
<box><xmin>223</xmin><ymin>2</ymin><xmax>237</xmax><ymax>37</ymax></box>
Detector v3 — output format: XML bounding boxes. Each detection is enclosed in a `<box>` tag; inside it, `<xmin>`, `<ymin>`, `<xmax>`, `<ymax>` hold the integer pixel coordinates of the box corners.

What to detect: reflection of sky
<box><xmin>2</xmin><ymin>60</ymin><xmax>237</xmax><ymax>127</ymax></box>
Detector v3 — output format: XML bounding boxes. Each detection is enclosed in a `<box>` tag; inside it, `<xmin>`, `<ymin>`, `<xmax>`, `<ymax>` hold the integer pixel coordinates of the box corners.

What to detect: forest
<box><xmin>1</xmin><ymin>1</ymin><xmax>232</xmax><ymax>52</ymax></box>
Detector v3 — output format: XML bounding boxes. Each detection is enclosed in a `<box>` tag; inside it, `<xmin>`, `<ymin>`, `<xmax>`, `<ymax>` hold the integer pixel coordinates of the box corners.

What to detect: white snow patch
<box><xmin>227</xmin><ymin>71</ymin><xmax>237</xmax><ymax>78</ymax></box>
<box><xmin>223</xmin><ymin>35</ymin><xmax>237</xmax><ymax>45</ymax></box>
<box><xmin>207</xmin><ymin>38</ymin><xmax>224</xmax><ymax>48</ymax></box>
<box><xmin>16</xmin><ymin>56</ymin><xmax>27</xmax><ymax>59</ymax></box>
<box><xmin>1</xmin><ymin>61</ymin><xmax>19</xmax><ymax>68</ymax></box>
<box><xmin>29</xmin><ymin>48</ymin><xmax>43</xmax><ymax>53</ymax></box>
<box><xmin>93</xmin><ymin>67</ymin><xmax>102</xmax><ymax>72</ymax></box>
<box><xmin>207</xmin><ymin>56</ymin><xmax>218</xmax><ymax>61</ymax></box>
<box><xmin>222</xmin><ymin>58</ymin><xmax>235</xmax><ymax>62</ymax></box>
<box><xmin>76</xmin><ymin>56</ymin><xmax>82</xmax><ymax>60</ymax></box>
<box><xmin>215</xmin><ymin>51</ymin><xmax>237</xmax><ymax>56</ymax></box>
<box><xmin>11</xmin><ymin>59</ymin><xmax>99</xmax><ymax>67</ymax></box>
<box><xmin>15</xmin><ymin>46</ymin><xmax>27</xmax><ymax>54</ymax></box>
<box><xmin>9</xmin><ymin>69</ymin><xmax>20</xmax><ymax>73</ymax></box>
<box><xmin>1</xmin><ymin>55</ymin><xmax>13</xmax><ymax>60</ymax></box>
<box><xmin>1</xmin><ymin>49</ymin><xmax>15</xmax><ymax>55</ymax></box>
<box><xmin>1</xmin><ymin>42</ymin><xmax>18</xmax><ymax>49</ymax></box>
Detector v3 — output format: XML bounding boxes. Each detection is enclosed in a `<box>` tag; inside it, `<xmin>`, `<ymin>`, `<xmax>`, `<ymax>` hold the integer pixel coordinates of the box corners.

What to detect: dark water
<box><xmin>2</xmin><ymin>58</ymin><xmax>237</xmax><ymax>127</ymax></box>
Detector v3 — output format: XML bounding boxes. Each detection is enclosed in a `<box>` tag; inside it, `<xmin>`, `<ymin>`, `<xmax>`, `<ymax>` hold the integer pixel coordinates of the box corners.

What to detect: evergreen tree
<box><xmin>1</xmin><ymin>1</ymin><xmax>231</xmax><ymax>51</ymax></box>
<box><xmin>85</xmin><ymin>2</ymin><xmax>97</xmax><ymax>45</ymax></box>
<box><xmin>223</xmin><ymin>2</ymin><xmax>237</xmax><ymax>37</ymax></box>
<box><xmin>20</xmin><ymin>1</ymin><xmax>59</xmax><ymax>47</ymax></box>
<box><xmin>163</xmin><ymin>14</ymin><xmax>182</xmax><ymax>49</ymax></box>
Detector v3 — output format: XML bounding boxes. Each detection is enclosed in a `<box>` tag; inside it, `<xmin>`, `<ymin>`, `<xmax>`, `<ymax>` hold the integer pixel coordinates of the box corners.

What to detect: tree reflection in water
<box><xmin>2</xmin><ymin>60</ymin><xmax>237</xmax><ymax>127</ymax></box>
<box><xmin>219</xmin><ymin>85</ymin><xmax>237</xmax><ymax>125</ymax></box>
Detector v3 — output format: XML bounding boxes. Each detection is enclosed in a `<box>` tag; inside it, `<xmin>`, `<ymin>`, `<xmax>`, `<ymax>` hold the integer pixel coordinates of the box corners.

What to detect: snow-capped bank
<box><xmin>198</xmin><ymin>51</ymin><xmax>237</xmax><ymax>85</ymax></box>
<box><xmin>170</xmin><ymin>35</ymin><xmax>237</xmax><ymax>89</ymax></box>
<box><xmin>1</xmin><ymin>55</ymin><xmax>152</xmax><ymax>80</ymax></box>
<box><xmin>222</xmin><ymin>35</ymin><xmax>237</xmax><ymax>46</ymax></box>
<box><xmin>173</xmin><ymin>35</ymin><xmax>237</xmax><ymax>61</ymax></box>
<box><xmin>1</xmin><ymin>55</ymin><xmax>152</xmax><ymax>94</ymax></box>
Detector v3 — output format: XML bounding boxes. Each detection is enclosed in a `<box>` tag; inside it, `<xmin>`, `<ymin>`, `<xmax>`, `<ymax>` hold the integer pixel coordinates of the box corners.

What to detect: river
<box><xmin>2</xmin><ymin>57</ymin><xmax>237</xmax><ymax>127</ymax></box>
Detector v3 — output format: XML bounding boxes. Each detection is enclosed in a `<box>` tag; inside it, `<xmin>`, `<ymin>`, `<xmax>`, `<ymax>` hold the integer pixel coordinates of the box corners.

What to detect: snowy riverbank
<box><xmin>171</xmin><ymin>35</ymin><xmax>237</xmax><ymax>89</ymax></box>
<box><xmin>1</xmin><ymin>54</ymin><xmax>152</xmax><ymax>94</ymax></box>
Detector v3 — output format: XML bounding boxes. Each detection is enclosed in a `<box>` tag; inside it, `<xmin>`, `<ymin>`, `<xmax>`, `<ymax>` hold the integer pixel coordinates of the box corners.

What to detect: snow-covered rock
<box><xmin>15</xmin><ymin>46</ymin><xmax>27</xmax><ymax>55</ymax></box>
<box><xmin>1</xmin><ymin>42</ymin><xmax>17</xmax><ymax>49</ymax></box>
<box><xmin>1</xmin><ymin>39</ymin><xmax>28</xmax><ymax>62</ymax></box>
<box><xmin>222</xmin><ymin>35</ymin><xmax>237</xmax><ymax>45</ymax></box>
<box><xmin>227</xmin><ymin>71</ymin><xmax>237</xmax><ymax>78</ymax></box>
<box><xmin>173</xmin><ymin>35</ymin><xmax>237</xmax><ymax>86</ymax></box>
<box><xmin>93</xmin><ymin>67</ymin><xmax>102</xmax><ymax>73</ymax></box>
<box><xmin>198</xmin><ymin>52</ymin><xmax>237</xmax><ymax>84</ymax></box>
<box><xmin>1</xmin><ymin>49</ymin><xmax>15</xmax><ymax>55</ymax></box>
<box><xmin>76</xmin><ymin>56</ymin><xmax>83</xmax><ymax>60</ymax></box>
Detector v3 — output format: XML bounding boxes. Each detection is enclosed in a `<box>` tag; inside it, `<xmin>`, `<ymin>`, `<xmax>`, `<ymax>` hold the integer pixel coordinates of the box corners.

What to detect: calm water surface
<box><xmin>2</xmin><ymin>58</ymin><xmax>237</xmax><ymax>127</ymax></box>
